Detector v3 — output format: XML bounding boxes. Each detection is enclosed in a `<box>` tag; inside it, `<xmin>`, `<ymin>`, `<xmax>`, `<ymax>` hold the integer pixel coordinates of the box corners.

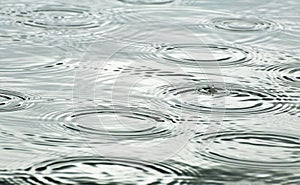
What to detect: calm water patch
<box><xmin>117</xmin><ymin>0</ymin><xmax>175</xmax><ymax>5</ymax></box>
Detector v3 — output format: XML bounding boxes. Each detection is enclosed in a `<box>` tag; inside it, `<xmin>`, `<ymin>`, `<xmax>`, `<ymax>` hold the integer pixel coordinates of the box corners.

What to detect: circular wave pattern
<box><xmin>59</xmin><ymin>104</ymin><xmax>182</xmax><ymax>142</ymax></box>
<box><xmin>0</xmin><ymin>3</ymin><xmax>112</xmax><ymax>42</ymax></box>
<box><xmin>211</xmin><ymin>17</ymin><xmax>278</xmax><ymax>32</ymax></box>
<box><xmin>0</xmin><ymin>3</ymin><xmax>101</xmax><ymax>29</ymax></box>
<box><xmin>20</xmin><ymin>156</ymin><xmax>196</xmax><ymax>184</ymax></box>
<box><xmin>117</xmin><ymin>0</ymin><xmax>175</xmax><ymax>5</ymax></box>
<box><xmin>151</xmin><ymin>82</ymin><xmax>298</xmax><ymax>117</ymax></box>
<box><xmin>23</xmin><ymin>5</ymin><xmax>101</xmax><ymax>29</ymax></box>
<box><xmin>154</xmin><ymin>44</ymin><xmax>256</xmax><ymax>67</ymax></box>
<box><xmin>0</xmin><ymin>156</ymin><xmax>298</xmax><ymax>184</ymax></box>
<box><xmin>263</xmin><ymin>63</ymin><xmax>300</xmax><ymax>88</ymax></box>
<box><xmin>0</xmin><ymin>89</ymin><xmax>33</xmax><ymax>112</ymax></box>
<box><xmin>192</xmin><ymin>131</ymin><xmax>300</xmax><ymax>168</ymax></box>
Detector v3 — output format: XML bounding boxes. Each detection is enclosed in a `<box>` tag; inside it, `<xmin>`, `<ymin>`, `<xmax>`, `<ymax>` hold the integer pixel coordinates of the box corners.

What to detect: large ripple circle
<box><xmin>62</xmin><ymin>104</ymin><xmax>183</xmax><ymax>142</ymax></box>
<box><xmin>192</xmin><ymin>131</ymin><xmax>300</xmax><ymax>168</ymax></box>
<box><xmin>16</xmin><ymin>156</ymin><xmax>198</xmax><ymax>184</ymax></box>
<box><xmin>150</xmin><ymin>82</ymin><xmax>298</xmax><ymax>117</ymax></box>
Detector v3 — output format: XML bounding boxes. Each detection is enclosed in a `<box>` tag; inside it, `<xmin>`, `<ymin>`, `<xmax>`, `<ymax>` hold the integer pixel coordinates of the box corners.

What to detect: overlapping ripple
<box><xmin>150</xmin><ymin>82</ymin><xmax>298</xmax><ymax>117</ymax></box>
<box><xmin>104</xmin><ymin>7</ymin><xmax>282</xmax><ymax>45</ymax></box>
<box><xmin>0</xmin><ymin>156</ymin><xmax>198</xmax><ymax>184</ymax></box>
<box><xmin>262</xmin><ymin>63</ymin><xmax>300</xmax><ymax>88</ymax></box>
<box><xmin>22</xmin><ymin>6</ymin><xmax>99</xmax><ymax>29</ymax></box>
<box><xmin>192</xmin><ymin>131</ymin><xmax>300</xmax><ymax>168</ymax></box>
<box><xmin>42</xmin><ymin>102</ymin><xmax>184</xmax><ymax>143</ymax></box>
<box><xmin>0</xmin><ymin>2</ymin><xmax>114</xmax><ymax>43</ymax></box>
<box><xmin>1</xmin><ymin>0</ymin><xmax>300</xmax><ymax>184</ymax></box>
<box><xmin>0</xmin><ymin>3</ymin><xmax>98</xmax><ymax>28</ymax></box>
<box><xmin>86</xmin><ymin>8</ymin><xmax>231</xmax><ymax>43</ymax></box>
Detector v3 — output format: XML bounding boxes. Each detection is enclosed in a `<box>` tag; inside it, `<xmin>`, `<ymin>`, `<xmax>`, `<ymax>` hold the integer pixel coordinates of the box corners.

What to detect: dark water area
<box><xmin>0</xmin><ymin>0</ymin><xmax>300</xmax><ymax>184</ymax></box>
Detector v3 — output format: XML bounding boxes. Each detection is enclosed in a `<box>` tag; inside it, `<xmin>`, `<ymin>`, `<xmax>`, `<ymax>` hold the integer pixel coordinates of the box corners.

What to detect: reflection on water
<box><xmin>0</xmin><ymin>0</ymin><xmax>300</xmax><ymax>184</ymax></box>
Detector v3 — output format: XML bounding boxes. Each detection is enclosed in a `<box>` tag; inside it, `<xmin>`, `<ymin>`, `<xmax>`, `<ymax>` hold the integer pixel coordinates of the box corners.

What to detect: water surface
<box><xmin>1</xmin><ymin>0</ymin><xmax>300</xmax><ymax>184</ymax></box>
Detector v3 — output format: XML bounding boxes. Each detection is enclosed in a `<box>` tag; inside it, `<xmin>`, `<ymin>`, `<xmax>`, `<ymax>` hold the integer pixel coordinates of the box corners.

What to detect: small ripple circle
<box><xmin>154</xmin><ymin>44</ymin><xmax>255</xmax><ymax>67</ymax></box>
<box><xmin>211</xmin><ymin>17</ymin><xmax>278</xmax><ymax>32</ymax></box>
<box><xmin>0</xmin><ymin>89</ymin><xmax>33</xmax><ymax>112</ymax></box>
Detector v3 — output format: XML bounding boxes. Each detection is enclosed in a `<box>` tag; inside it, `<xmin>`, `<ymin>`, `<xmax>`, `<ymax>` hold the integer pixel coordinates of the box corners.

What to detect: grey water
<box><xmin>0</xmin><ymin>0</ymin><xmax>300</xmax><ymax>184</ymax></box>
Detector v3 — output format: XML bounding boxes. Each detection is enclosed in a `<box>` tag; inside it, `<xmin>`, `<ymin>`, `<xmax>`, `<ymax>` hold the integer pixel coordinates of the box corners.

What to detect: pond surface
<box><xmin>1</xmin><ymin>0</ymin><xmax>300</xmax><ymax>184</ymax></box>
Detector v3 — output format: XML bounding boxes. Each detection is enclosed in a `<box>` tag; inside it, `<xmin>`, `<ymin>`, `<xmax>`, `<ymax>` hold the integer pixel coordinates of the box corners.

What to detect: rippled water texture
<box><xmin>1</xmin><ymin>0</ymin><xmax>300</xmax><ymax>184</ymax></box>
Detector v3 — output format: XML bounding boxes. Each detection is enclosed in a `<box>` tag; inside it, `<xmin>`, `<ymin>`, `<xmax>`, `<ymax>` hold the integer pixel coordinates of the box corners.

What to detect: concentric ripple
<box><xmin>0</xmin><ymin>2</ymin><xmax>113</xmax><ymax>42</ymax></box>
<box><xmin>211</xmin><ymin>17</ymin><xmax>277</xmax><ymax>32</ymax></box>
<box><xmin>151</xmin><ymin>82</ymin><xmax>298</xmax><ymax>117</ymax></box>
<box><xmin>263</xmin><ymin>63</ymin><xmax>300</xmax><ymax>88</ymax></box>
<box><xmin>0</xmin><ymin>3</ymin><xmax>102</xmax><ymax>29</ymax></box>
<box><xmin>54</xmin><ymin>103</ymin><xmax>183</xmax><ymax>142</ymax></box>
<box><xmin>192</xmin><ymin>131</ymin><xmax>300</xmax><ymax>168</ymax></box>
<box><xmin>14</xmin><ymin>156</ymin><xmax>195</xmax><ymax>184</ymax></box>
<box><xmin>117</xmin><ymin>0</ymin><xmax>174</xmax><ymax>5</ymax></box>
<box><xmin>22</xmin><ymin>5</ymin><xmax>100</xmax><ymax>29</ymax></box>
<box><xmin>0</xmin><ymin>89</ymin><xmax>33</xmax><ymax>112</ymax></box>
<box><xmin>154</xmin><ymin>44</ymin><xmax>256</xmax><ymax>67</ymax></box>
